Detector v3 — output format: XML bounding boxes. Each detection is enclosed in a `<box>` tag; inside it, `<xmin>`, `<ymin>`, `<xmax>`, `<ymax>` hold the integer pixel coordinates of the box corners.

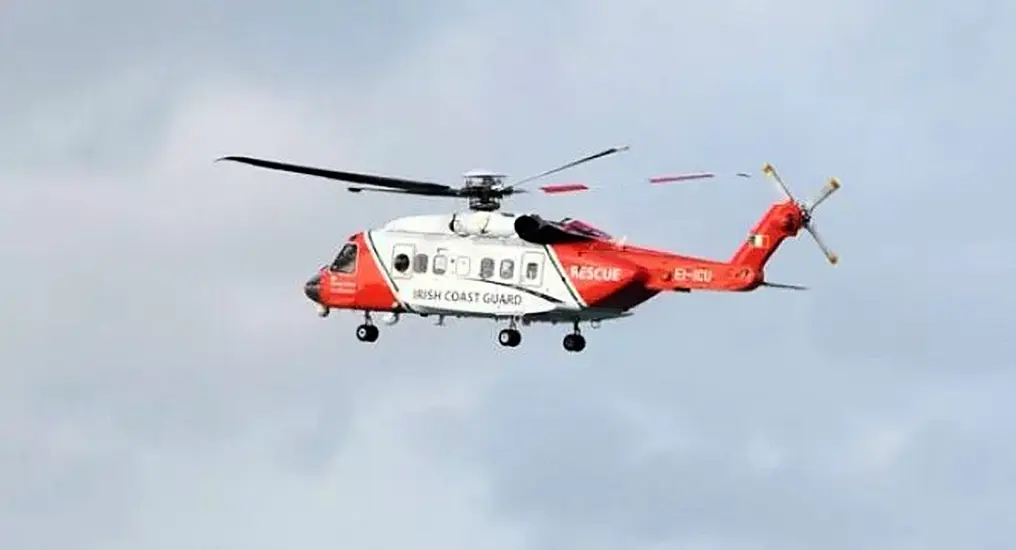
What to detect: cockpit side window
<box><xmin>330</xmin><ymin>243</ymin><xmax>358</xmax><ymax>273</ymax></box>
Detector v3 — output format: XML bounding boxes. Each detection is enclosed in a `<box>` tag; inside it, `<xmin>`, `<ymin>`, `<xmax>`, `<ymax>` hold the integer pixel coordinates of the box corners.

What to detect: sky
<box><xmin>2</xmin><ymin>0</ymin><xmax>1015</xmax><ymax>549</ymax></box>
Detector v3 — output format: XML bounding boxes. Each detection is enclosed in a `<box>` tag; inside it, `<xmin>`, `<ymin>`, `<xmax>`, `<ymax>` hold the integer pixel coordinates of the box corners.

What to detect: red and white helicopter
<box><xmin>218</xmin><ymin>147</ymin><xmax>840</xmax><ymax>352</ymax></box>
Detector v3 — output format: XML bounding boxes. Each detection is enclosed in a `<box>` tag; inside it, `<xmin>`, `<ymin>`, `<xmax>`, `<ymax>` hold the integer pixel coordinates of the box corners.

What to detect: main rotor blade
<box><xmin>649</xmin><ymin>172</ymin><xmax>752</xmax><ymax>184</ymax></box>
<box><xmin>539</xmin><ymin>183</ymin><xmax>589</xmax><ymax>194</ymax></box>
<box><xmin>218</xmin><ymin>155</ymin><xmax>454</xmax><ymax>194</ymax></box>
<box><xmin>510</xmin><ymin>145</ymin><xmax>630</xmax><ymax>188</ymax></box>
<box><xmin>347</xmin><ymin>185</ymin><xmax>461</xmax><ymax>197</ymax></box>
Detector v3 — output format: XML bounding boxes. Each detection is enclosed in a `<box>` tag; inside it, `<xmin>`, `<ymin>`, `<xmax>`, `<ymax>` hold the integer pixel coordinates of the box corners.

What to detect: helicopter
<box><xmin>217</xmin><ymin>147</ymin><xmax>840</xmax><ymax>352</ymax></box>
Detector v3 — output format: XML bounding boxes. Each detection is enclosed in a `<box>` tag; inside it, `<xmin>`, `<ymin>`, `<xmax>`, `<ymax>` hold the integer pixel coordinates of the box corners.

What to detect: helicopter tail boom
<box><xmin>637</xmin><ymin>164</ymin><xmax>840</xmax><ymax>293</ymax></box>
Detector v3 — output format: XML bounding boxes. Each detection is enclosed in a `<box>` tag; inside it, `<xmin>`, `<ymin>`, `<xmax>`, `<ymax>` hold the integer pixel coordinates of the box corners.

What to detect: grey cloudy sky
<box><xmin>2</xmin><ymin>0</ymin><xmax>1014</xmax><ymax>549</ymax></box>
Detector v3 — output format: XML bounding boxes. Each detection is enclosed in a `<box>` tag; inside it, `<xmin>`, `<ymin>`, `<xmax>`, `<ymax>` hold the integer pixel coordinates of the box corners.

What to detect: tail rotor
<box><xmin>762</xmin><ymin>162</ymin><xmax>841</xmax><ymax>265</ymax></box>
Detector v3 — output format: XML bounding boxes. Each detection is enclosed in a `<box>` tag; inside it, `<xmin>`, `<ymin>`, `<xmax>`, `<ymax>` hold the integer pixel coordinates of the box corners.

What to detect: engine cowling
<box><xmin>448</xmin><ymin>212</ymin><xmax>516</xmax><ymax>237</ymax></box>
<box><xmin>514</xmin><ymin>214</ymin><xmax>591</xmax><ymax>244</ymax></box>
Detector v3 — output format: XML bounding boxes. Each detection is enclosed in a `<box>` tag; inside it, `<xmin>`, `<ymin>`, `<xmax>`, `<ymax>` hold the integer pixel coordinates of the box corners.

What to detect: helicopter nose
<box><xmin>304</xmin><ymin>273</ymin><xmax>322</xmax><ymax>303</ymax></box>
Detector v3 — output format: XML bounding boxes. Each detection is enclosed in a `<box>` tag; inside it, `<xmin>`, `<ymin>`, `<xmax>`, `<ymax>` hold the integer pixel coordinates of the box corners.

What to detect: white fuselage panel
<box><xmin>366</xmin><ymin>229</ymin><xmax>582</xmax><ymax>318</ymax></box>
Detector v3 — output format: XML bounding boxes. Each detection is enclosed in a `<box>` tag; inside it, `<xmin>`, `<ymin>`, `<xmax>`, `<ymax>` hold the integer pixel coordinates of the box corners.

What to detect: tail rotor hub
<box><xmin>762</xmin><ymin>162</ymin><xmax>841</xmax><ymax>265</ymax></box>
<box><xmin>799</xmin><ymin>204</ymin><xmax>812</xmax><ymax>225</ymax></box>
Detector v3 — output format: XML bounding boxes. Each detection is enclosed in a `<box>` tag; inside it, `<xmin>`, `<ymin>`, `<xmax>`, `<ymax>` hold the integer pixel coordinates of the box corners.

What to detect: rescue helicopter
<box><xmin>217</xmin><ymin>147</ymin><xmax>840</xmax><ymax>352</ymax></box>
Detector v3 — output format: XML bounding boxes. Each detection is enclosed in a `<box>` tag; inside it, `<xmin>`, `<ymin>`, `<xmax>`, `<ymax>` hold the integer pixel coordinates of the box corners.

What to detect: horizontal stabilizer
<box><xmin>760</xmin><ymin>281</ymin><xmax>808</xmax><ymax>291</ymax></box>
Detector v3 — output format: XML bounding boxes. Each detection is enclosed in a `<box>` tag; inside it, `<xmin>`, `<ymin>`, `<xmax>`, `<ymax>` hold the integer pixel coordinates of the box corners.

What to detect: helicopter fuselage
<box><xmin>305</xmin><ymin>211</ymin><xmax>663</xmax><ymax>326</ymax></box>
<box><xmin>299</xmin><ymin>202</ymin><xmax>811</xmax><ymax>354</ymax></box>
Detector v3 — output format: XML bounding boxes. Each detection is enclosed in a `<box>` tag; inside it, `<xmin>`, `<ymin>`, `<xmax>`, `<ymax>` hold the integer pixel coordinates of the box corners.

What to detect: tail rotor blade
<box><xmin>804</xmin><ymin>222</ymin><xmax>838</xmax><ymax>265</ymax></box>
<box><xmin>806</xmin><ymin>177</ymin><xmax>840</xmax><ymax>211</ymax></box>
<box><xmin>762</xmin><ymin>162</ymin><xmax>795</xmax><ymax>201</ymax></box>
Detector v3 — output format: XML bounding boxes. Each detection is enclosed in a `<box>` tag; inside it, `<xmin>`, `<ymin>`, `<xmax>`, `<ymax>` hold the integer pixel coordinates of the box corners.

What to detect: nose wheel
<box><xmin>355</xmin><ymin>312</ymin><xmax>379</xmax><ymax>343</ymax></box>
<box><xmin>563</xmin><ymin>322</ymin><xmax>586</xmax><ymax>352</ymax></box>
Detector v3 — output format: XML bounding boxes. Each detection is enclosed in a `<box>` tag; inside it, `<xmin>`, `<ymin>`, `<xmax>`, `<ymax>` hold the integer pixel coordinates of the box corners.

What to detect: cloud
<box><xmin>388</xmin><ymin>2</ymin><xmax>1016</xmax><ymax>550</ymax></box>
<box><xmin>2</xmin><ymin>8</ymin><xmax>527</xmax><ymax>548</ymax></box>
<box><xmin>3</xmin><ymin>0</ymin><xmax>1015</xmax><ymax>549</ymax></box>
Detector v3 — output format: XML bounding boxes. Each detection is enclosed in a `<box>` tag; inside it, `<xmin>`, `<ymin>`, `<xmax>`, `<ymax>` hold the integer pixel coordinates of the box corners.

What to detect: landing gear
<box><xmin>562</xmin><ymin>333</ymin><xmax>586</xmax><ymax>352</ymax></box>
<box><xmin>317</xmin><ymin>304</ymin><xmax>330</xmax><ymax>317</ymax></box>
<box><xmin>356</xmin><ymin>324</ymin><xmax>379</xmax><ymax>342</ymax></box>
<box><xmin>498</xmin><ymin>328</ymin><xmax>521</xmax><ymax>347</ymax></box>
<box><xmin>562</xmin><ymin>321</ymin><xmax>586</xmax><ymax>352</ymax></box>
<box><xmin>497</xmin><ymin>317</ymin><xmax>522</xmax><ymax>347</ymax></box>
<box><xmin>356</xmin><ymin>311</ymin><xmax>379</xmax><ymax>343</ymax></box>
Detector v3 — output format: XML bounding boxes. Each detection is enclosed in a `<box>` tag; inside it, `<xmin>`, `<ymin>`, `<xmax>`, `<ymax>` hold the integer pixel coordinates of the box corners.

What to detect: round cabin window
<box><xmin>393</xmin><ymin>253</ymin><xmax>410</xmax><ymax>272</ymax></box>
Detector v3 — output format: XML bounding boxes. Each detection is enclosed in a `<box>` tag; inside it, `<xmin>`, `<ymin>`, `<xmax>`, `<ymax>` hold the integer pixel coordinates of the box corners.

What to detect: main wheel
<box><xmin>356</xmin><ymin>324</ymin><xmax>379</xmax><ymax>342</ymax></box>
<box><xmin>498</xmin><ymin>328</ymin><xmax>521</xmax><ymax>347</ymax></box>
<box><xmin>562</xmin><ymin>333</ymin><xmax>586</xmax><ymax>352</ymax></box>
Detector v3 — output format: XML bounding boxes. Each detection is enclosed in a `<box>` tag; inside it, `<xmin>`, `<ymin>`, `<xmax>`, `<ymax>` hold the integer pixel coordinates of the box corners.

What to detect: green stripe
<box><xmin>366</xmin><ymin>231</ymin><xmax>399</xmax><ymax>293</ymax></box>
<box><xmin>544</xmin><ymin>245</ymin><xmax>583</xmax><ymax>305</ymax></box>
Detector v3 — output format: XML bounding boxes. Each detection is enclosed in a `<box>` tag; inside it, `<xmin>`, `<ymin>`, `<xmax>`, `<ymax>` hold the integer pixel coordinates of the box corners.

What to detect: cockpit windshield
<box><xmin>330</xmin><ymin>243</ymin><xmax>357</xmax><ymax>273</ymax></box>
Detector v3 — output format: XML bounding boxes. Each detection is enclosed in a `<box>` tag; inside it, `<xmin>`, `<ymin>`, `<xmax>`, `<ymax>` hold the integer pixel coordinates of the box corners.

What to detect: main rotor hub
<box><xmin>462</xmin><ymin>170</ymin><xmax>509</xmax><ymax>211</ymax></box>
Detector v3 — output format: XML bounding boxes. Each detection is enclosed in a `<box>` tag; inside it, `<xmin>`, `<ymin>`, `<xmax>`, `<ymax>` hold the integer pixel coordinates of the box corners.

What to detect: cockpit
<box><xmin>329</xmin><ymin>243</ymin><xmax>357</xmax><ymax>273</ymax></box>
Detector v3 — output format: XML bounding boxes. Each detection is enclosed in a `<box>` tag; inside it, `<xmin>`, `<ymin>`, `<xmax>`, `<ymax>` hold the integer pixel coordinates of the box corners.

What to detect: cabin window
<box><xmin>456</xmin><ymin>256</ymin><xmax>470</xmax><ymax>276</ymax></box>
<box><xmin>413</xmin><ymin>253</ymin><xmax>429</xmax><ymax>273</ymax></box>
<box><xmin>499</xmin><ymin>259</ymin><xmax>515</xmax><ymax>279</ymax></box>
<box><xmin>525</xmin><ymin>262</ymin><xmax>539</xmax><ymax>280</ymax></box>
<box><xmin>393</xmin><ymin>253</ymin><xmax>410</xmax><ymax>273</ymax></box>
<box><xmin>479</xmin><ymin>257</ymin><xmax>495</xmax><ymax>279</ymax></box>
<box><xmin>330</xmin><ymin>243</ymin><xmax>358</xmax><ymax>273</ymax></box>
<box><xmin>433</xmin><ymin>254</ymin><xmax>448</xmax><ymax>275</ymax></box>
